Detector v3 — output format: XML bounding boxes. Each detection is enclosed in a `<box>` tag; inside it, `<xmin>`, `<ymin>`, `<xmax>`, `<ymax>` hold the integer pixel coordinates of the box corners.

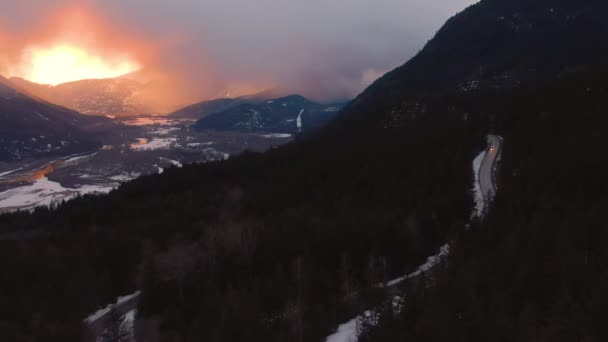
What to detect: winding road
<box><xmin>478</xmin><ymin>134</ymin><xmax>502</xmax><ymax>203</ymax></box>
<box><xmin>83</xmin><ymin>291</ymin><xmax>141</xmax><ymax>342</ymax></box>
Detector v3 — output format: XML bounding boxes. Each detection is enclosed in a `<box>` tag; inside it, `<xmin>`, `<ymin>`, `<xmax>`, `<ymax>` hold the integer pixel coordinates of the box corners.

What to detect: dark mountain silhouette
<box><xmin>342</xmin><ymin>0</ymin><xmax>608</xmax><ymax>125</ymax></box>
<box><xmin>0</xmin><ymin>75</ymin><xmax>108</xmax><ymax>161</ymax></box>
<box><xmin>9</xmin><ymin>77</ymin><xmax>153</xmax><ymax>117</ymax></box>
<box><xmin>193</xmin><ymin>95</ymin><xmax>344</xmax><ymax>134</ymax></box>
<box><xmin>169</xmin><ymin>98</ymin><xmax>244</xmax><ymax>119</ymax></box>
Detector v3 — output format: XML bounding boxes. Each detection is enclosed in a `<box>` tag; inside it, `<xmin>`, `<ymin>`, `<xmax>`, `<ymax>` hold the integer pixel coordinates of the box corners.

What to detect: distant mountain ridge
<box><xmin>169</xmin><ymin>98</ymin><xmax>246</xmax><ymax>119</ymax></box>
<box><xmin>0</xmin><ymin>75</ymin><xmax>108</xmax><ymax>161</ymax></box>
<box><xmin>9</xmin><ymin>77</ymin><xmax>153</xmax><ymax>117</ymax></box>
<box><xmin>192</xmin><ymin>94</ymin><xmax>345</xmax><ymax>134</ymax></box>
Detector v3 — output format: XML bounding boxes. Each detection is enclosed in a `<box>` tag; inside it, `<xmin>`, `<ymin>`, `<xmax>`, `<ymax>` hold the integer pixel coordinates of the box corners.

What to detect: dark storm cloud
<box><xmin>1</xmin><ymin>0</ymin><xmax>477</xmax><ymax>102</ymax></box>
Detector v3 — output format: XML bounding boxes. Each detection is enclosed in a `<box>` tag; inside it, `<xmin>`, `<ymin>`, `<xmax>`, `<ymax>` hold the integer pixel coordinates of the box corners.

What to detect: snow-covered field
<box><xmin>0</xmin><ymin>118</ymin><xmax>291</xmax><ymax>213</ymax></box>
<box><xmin>0</xmin><ymin>177</ymin><xmax>116</xmax><ymax>212</ymax></box>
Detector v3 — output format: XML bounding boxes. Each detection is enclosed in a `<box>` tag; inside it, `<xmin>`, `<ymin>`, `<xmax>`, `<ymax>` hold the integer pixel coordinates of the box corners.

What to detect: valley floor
<box><xmin>0</xmin><ymin>116</ymin><xmax>293</xmax><ymax>213</ymax></box>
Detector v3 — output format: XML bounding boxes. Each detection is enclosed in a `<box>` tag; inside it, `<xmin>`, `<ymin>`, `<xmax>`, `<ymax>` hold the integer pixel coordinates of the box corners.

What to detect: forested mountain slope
<box><xmin>358</xmin><ymin>64</ymin><xmax>608</xmax><ymax>342</ymax></box>
<box><xmin>340</xmin><ymin>0</ymin><xmax>608</xmax><ymax>125</ymax></box>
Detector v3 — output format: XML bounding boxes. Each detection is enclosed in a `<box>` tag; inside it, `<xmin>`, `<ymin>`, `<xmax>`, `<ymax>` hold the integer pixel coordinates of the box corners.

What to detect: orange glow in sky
<box><xmin>14</xmin><ymin>44</ymin><xmax>140</xmax><ymax>85</ymax></box>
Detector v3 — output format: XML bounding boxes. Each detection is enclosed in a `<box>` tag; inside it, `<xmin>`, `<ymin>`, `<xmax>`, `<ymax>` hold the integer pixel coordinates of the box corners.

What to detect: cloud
<box><xmin>1</xmin><ymin>0</ymin><xmax>477</xmax><ymax>104</ymax></box>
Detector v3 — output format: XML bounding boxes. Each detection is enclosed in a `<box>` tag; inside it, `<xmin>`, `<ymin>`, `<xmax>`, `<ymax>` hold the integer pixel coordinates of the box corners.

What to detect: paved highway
<box><xmin>478</xmin><ymin>134</ymin><xmax>502</xmax><ymax>204</ymax></box>
<box><xmin>83</xmin><ymin>291</ymin><xmax>141</xmax><ymax>342</ymax></box>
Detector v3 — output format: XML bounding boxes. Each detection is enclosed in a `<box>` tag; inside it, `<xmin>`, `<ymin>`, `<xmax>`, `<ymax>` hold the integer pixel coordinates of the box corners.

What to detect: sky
<box><xmin>0</xmin><ymin>0</ymin><xmax>477</xmax><ymax>104</ymax></box>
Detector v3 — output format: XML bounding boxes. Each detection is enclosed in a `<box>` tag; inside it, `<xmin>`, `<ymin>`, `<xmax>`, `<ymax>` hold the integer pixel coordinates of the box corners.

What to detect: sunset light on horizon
<box><xmin>10</xmin><ymin>44</ymin><xmax>141</xmax><ymax>85</ymax></box>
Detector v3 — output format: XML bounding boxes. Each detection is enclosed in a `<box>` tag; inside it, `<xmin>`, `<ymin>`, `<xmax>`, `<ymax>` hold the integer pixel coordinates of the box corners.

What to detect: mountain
<box><xmin>9</xmin><ymin>77</ymin><xmax>153</xmax><ymax>117</ymax></box>
<box><xmin>169</xmin><ymin>98</ymin><xmax>244</xmax><ymax>119</ymax></box>
<box><xmin>2</xmin><ymin>0</ymin><xmax>608</xmax><ymax>341</ymax></box>
<box><xmin>344</xmin><ymin>0</ymin><xmax>608</xmax><ymax>125</ymax></box>
<box><xmin>193</xmin><ymin>95</ymin><xmax>345</xmax><ymax>134</ymax></box>
<box><xmin>0</xmin><ymin>75</ymin><xmax>107</xmax><ymax>161</ymax></box>
<box><xmin>168</xmin><ymin>89</ymin><xmax>295</xmax><ymax>120</ymax></box>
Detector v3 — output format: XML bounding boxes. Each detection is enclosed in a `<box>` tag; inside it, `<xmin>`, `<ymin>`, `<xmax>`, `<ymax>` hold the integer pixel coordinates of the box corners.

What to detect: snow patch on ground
<box><xmin>297</xmin><ymin>109</ymin><xmax>304</xmax><ymax>132</ymax></box>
